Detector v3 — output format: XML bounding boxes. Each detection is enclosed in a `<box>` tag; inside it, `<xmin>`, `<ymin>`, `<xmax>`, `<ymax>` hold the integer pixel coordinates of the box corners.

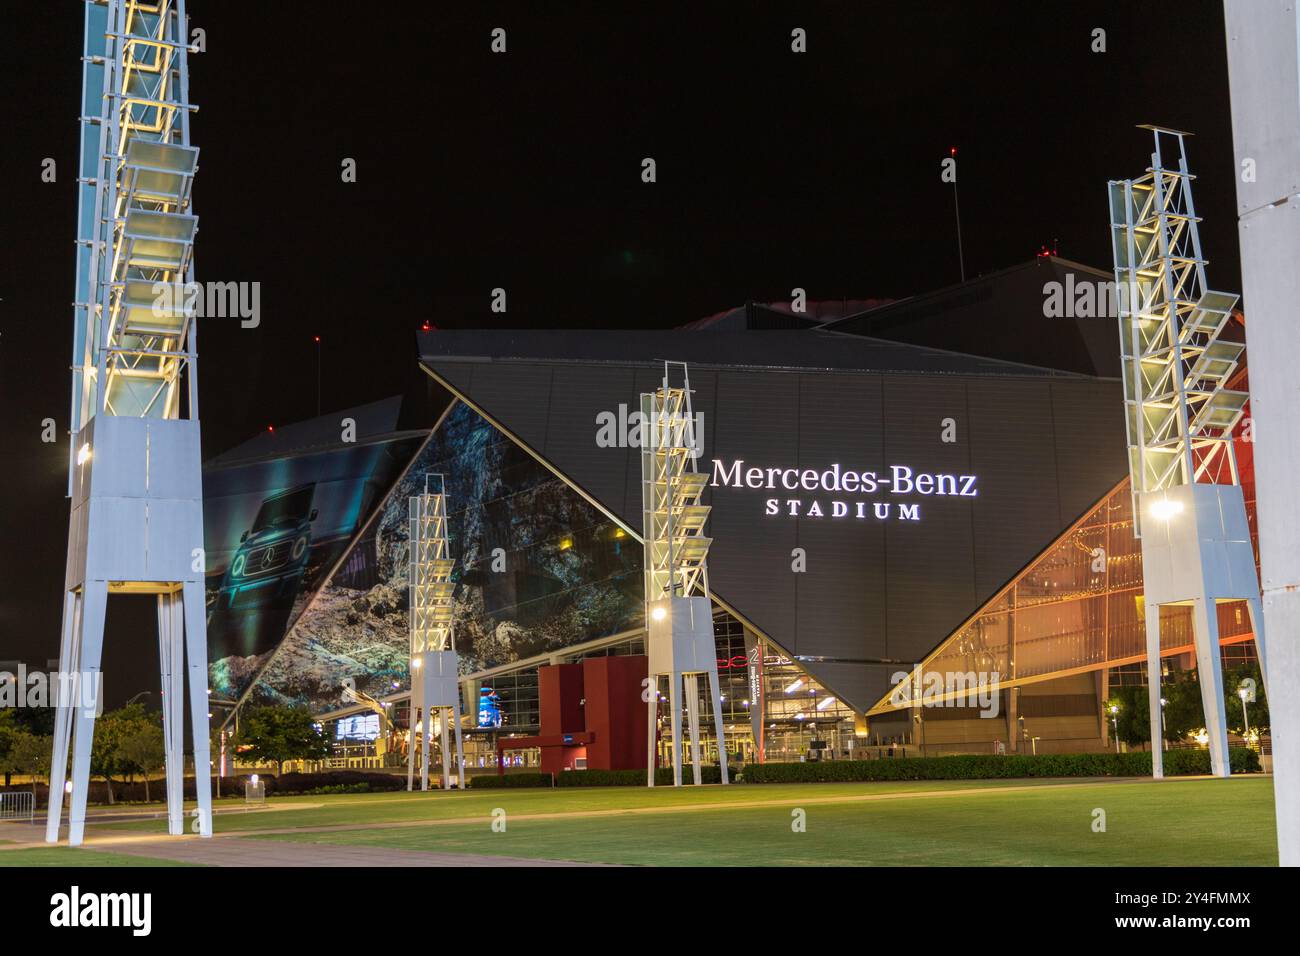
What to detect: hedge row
<box><xmin>470</xmin><ymin>765</ymin><xmax>735</xmax><ymax>789</ymax></box>
<box><xmin>468</xmin><ymin>772</ymin><xmax>555</xmax><ymax>789</ymax></box>
<box><xmin>740</xmin><ymin>748</ymin><xmax>1260</xmax><ymax>783</ymax></box>
<box><xmin>238</xmin><ymin>770</ymin><xmax>409</xmax><ymax>795</ymax></box>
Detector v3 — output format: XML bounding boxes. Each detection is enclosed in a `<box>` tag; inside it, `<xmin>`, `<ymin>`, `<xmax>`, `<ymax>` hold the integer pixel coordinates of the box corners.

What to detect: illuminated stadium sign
<box><xmin>709</xmin><ymin>459</ymin><xmax>978</xmax><ymax>520</ymax></box>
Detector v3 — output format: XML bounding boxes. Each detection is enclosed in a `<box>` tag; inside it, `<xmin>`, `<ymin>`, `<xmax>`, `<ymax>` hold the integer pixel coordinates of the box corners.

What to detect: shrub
<box><xmin>469</xmin><ymin>765</ymin><xmax>739</xmax><ymax>789</ymax></box>
<box><xmin>469</xmin><ymin>772</ymin><xmax>554</xmax><ymax>789</ymax></box>
<box><xmin>213</xmin><ymin>770</ymin><xmax>407</xmax><ymax>796</ymax></box>
<box><xmin>740</xmin><ymin>748</ymin><xmax>1260</xmax><ymax>783</ymax></box>
<box><xmin>304</xmin><ymin>783</ymin><xmax>373</xmax><ymax>795</ymax></box>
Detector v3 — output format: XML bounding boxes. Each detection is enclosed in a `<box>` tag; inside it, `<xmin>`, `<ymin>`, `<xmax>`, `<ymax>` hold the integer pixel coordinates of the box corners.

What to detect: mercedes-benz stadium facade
<box><xmin>202</xmin><ymin>258</ymin><xmax>1261</xmax><ymax>770</ymax></box>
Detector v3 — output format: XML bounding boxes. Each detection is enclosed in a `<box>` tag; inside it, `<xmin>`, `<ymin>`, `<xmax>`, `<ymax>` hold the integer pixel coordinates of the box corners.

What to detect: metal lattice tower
<box><xmin>640</xmin><ymin>364</ymin><xmax>711</xmax><ymax>604</ymax></box>
<box><xmin>409</xmin><ymin>475</ymin><xmax>455</xmax><ymax>656</ymax></box>
<box><xmin>1106</xmin><ymin>126</ymin><xmax>1266</xmax><ymax>781</ymax></box>
<box><xmin>72</xmin><ymin>0</ymin><xmax>200</xmax><ymax>441</ymax></box>
<box><xmin>406</xmin><ymin>475</ymin><xmax>465</xmax><ymax>791</ymax></box>
<box><xmin>48</xmin><ymin>0</ymin><xmax>212</xmax><ymax>847</ymax></box>
<box><xmin>1108</xmin><ymin>126</ymin><xmax>1249</xmax><ymax>535</ymax></box>
<box><xmin>642</xmin><ymin>362</ymin><xmax>729</xmax><ymax>787</ymax></box>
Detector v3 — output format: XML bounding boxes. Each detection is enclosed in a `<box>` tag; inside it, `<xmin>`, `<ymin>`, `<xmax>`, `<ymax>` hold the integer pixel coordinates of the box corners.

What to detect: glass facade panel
<box><xmin>245</xmin><ymin>401</ymin><xmax>646</xmax><ymax>711</ymax></box>
<box><xmin>869</xmin><ymin>474</ymin><xmax>1261</xmax><ymax>716</ymax></box>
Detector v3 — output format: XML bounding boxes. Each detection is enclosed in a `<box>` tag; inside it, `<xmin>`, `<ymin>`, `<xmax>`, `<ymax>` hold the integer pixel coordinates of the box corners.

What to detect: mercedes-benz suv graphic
<box><xmin>209</xmin><ymin>483</ymin><xmax>319</xmax><ymax>652</ymax></box>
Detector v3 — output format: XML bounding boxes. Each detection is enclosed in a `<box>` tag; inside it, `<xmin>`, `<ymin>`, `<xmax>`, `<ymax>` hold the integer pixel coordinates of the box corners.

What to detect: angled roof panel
<box><xmin>419</xmin><ymin>328</ymin><xmax>1129</xmax><ymax>713</ymax></box>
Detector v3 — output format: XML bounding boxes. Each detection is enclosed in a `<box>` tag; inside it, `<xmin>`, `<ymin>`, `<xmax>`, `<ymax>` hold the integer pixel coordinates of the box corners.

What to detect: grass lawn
<box><xmin>244</xmin><ymin>777</ymin><xmax>1275</xmax><ymax>866</ymax></box>
<box><xmin>88</xmin><ymin>776</ymin><xmax>1131</xmax><ymax>835</ymax></box>
<box><xmin>0</xmin><ymin>848</ymin><xmax>198</xmax><ymax>867</ymax></box>
<box><xmin>64</xmin><ymin>775</ymin><xmax>1271</xmax><ymax>867</ymax></box>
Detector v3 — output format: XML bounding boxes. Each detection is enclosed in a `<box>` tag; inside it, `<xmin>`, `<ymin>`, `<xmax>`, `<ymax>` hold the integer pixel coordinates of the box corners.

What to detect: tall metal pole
<box><xmin>1224</xmin><ymin>0</ymin><xmax>1300</xmax><ymax>866</ymax></box>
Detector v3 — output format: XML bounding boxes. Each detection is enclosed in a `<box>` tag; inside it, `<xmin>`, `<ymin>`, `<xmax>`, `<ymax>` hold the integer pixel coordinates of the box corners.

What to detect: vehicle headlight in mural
<box><xmin>208</xmin><ymin>482</ymin><xmax>320</xmax><ymax>658</ymax></box>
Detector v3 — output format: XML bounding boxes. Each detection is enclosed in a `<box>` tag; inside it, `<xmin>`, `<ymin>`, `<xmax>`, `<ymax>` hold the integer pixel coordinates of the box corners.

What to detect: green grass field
<box><xmin>69</xmin><ymin>775</ymin><xmax>1279</xmax><ymax>866</ymax></box>
<box><xmin>0</xmin><ymin>848</ymin><xmax>197</xmax><ymax>867</ymax></box>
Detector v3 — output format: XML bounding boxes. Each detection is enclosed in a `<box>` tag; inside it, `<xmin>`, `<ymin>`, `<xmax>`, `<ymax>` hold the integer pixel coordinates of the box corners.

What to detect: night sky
<box><xmin>0</xmin><ymin>1</ymin><xmax>1241</xmax><ymax>700</ymax></box>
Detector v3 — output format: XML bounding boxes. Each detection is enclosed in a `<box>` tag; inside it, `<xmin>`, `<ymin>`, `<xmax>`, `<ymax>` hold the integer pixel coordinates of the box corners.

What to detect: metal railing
<box><xmin>0</xmin><ymin>792</ymin><xmax>36</xmax><ymax>823</ymax></box>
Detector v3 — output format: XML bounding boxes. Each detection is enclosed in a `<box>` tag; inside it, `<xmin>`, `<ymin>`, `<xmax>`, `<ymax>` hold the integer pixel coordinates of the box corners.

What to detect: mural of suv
<box><xmin>212</xmin><ymin>482</ymin><xmax>319</xmax><ymax>617</ymax></box>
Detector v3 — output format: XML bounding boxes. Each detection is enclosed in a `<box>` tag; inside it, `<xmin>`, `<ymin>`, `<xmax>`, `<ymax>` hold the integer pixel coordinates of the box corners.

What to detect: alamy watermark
<box><xmin>1042</xmin><ymin>276</ymin><xmax>1139</xmax><ymax>319</ymax></box>
<box><xmin>0</xmin><ymin>664</ymin><xmax>102</xmax><ymax>716</ymax></box>
<box><xmin>595</xmin><ymin>403</ymin><xmax>705</xmax><ymax>459</ymax></box>
<box><xmin>889</xmin><ymin>668</ymin><xmax>1001</xmax><ymax>717</ymax></box>
<box><xmin>152</xmin><ymin>280</ymin><xmax>260</xmax><ymax>328</ymax></box>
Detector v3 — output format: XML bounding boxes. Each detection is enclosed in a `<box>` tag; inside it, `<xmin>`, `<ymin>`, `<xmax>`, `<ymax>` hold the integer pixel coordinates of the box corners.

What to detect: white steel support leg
<box><xmin>668</xmin><ymin>676</ymin><xmax>683</xmax><ymax>787</ymax></box>
<box><xmin>420</xmin><ymin>709</ymin><xmax>431</xmax><ymax>792</ymax></box>
<box><xmin>67</xmin><ymin>581</ymin><xmax>107</xmax><ymax>847</ymax></box>
<box><xmin>407</xmin><ymin>703</ymin><xmax>417</xmax><ymax>792</ymax></box>
<box><xmin>182</xmin><ymin>581</ymin><xmax>213</xmax><ymax>836</ymax></box>
<box><xmin>46</xmin><ymin>590</ymin><xmax>80</xmax><ymax>843</ymax></box>
<box><xmin>1224</xmin><ymin>0</ymin><xmax>1300</xmax><ymax>867</ymax></box>
<box><xmin>158</xmin><ymin>592</ymin><xmax>185</xmax><ymax>835</ymax></box>
<box><xmin>451</xmin><ymin>695</ymin><xmax>466</xmax><ymax>788</ymax></box>
<box><xmin>1145</xmin><ymin>603</ymin><xmax>1164</xmax><ymax>778</ymax></box>
<box><xmin>685</xmin><ymin>673</ymin><xmax>702</xmax><ymax>785</ymax></box>
<box><xmin>707</xmin><ymin>667</ymin><xmax>730</xmax><ymax>784</ymax></box>
<box><xmin>1246</xmin><ymin>597</ymin><xmax>1268</xmax><ymax>691</ymax></box>
<box><xmin>1191</xmin><ymin>598</ymin><xmax>1231</xmax><ymax>777</ymax></box>
<box><xmin>439</xmin><ymin>710</ymin><xmax>451</xmax><ymax>790</ymax></box>
<box><xmin>156</xmin><ymin>596</ymin><xmax>172</xmax><ymax>831</ymax></box>
<box><xmin>647</xmin><ymin>676</ymin><xmax>658</xmax><ymax>787</ymax></box>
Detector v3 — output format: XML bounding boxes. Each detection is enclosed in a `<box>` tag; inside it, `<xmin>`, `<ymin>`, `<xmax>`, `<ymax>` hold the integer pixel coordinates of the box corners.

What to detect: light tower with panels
<box><xmin>642</xmin><ymin>362</ymin><xmax>730</xmax><ymax>787</ymax></box>
<box><xmin>47</xmin><ymin>0</ymin><xmax>212</xmax><ymax>845</ymax></box>
<box><xmin>407</xmin><ymin>474</ymin><xmax>466</xmax><ymax>791</ymax></box>
<box><xmin>1108</xmin><ymin>126</ymin><xmax>1267</xmax><ymax>779</ymax></box>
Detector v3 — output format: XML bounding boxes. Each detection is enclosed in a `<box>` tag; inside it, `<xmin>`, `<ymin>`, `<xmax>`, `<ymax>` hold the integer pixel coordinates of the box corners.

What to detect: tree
<box><xmin>1107</xmin><ymin>686</ymin><xmax>1150</xmax><ymax>748</ymax></box>
<box><xmin>119</xmin><ymin>724</ymin><xmax>166</xmax><ymax>803</ymax></box>
<box><xmin>1224</xmin><ymin>663</ymin><xmax>1269</xmax><ymax>737</ymax></box>
<box><xmin>1160</xmin><ymin>676</ymin><xmax>1205</xmax><ymax>742</ymax></box>
<box><xmin>235</xmin><ymin>706</ymin><xmax>331</xmax><ymax>775</ymax></box>
<box><xmin>0</xmin><ymin>710</ymin><xmax>17</xmax><ymax>787</ymax></box>
<box><xmin>90</xmin><ymin>704</ymin><xmax>152</xmax><ymax>804</ymax></box>
<box><xmin>6</xmin><ymin>732</ymin><xmax>52</xmax><ymax>785</ymax></box>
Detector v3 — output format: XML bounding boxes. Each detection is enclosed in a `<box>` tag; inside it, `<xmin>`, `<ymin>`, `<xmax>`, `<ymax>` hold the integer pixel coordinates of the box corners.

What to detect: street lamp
<box><xmin>1109</xmin><ymin>703</ymin><xmax>1120</xmax><ymax>753</ymax></box>
<box><xmin>1239</xmin><ymin>686</ymin><xmax>1252</xmax><ymax>743</ymax></box>
<box><xmin>1159</xmin><ymin>697</ymin><xmax>1168</xmax><ymax>736</ymax></box>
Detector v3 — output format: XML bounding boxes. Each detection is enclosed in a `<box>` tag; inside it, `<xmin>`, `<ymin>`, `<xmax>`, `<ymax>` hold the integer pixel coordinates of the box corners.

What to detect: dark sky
<box><xmin>0</xmin><ymin>1</ymin><xmax>1241</xmax><ymax>698</ymax></box>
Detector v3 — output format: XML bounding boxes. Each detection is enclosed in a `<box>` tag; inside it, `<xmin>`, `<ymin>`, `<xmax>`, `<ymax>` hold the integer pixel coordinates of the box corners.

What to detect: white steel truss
<box><xmin>72</xmin><ymin>0</ymin><xmax>200</xmax><ymax>441</ymax></box>
<box><xmin>406</xmin><ymin>475</ymin><xmax>465</xmax><ymax>791</ymax></box>
<box><xmin>410</xmin><ymin>475</ymin><xmax>455</xmax><ymax>657</ymax></box>
<box><xmin>1108</xmin><ymin>126</ymin><xmax>1247</xmax><ymax>534</ymax></box>
<box><xmin>642</xmin><ymin>362</ymin><xmax>729</xmax><ymax>787</ymax></box>
<box><xmin>1107</xmin><ymin>126</ymin><xmax>1265</xmax><ymax>782</ymax></box>
<box><xmin>641</xmin><ymin>366</ymin><xmax>711</xmax><ymax>604</ymax></box>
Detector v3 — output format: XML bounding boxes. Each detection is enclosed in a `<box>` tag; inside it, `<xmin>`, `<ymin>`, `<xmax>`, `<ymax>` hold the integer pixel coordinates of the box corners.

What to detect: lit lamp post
<box><xmin>1160</xmin><ymin>697</ymin><xmax>1168</xmax><ymax>737</ymax></box>
<box><xmin>1239</xmin><ymin>686</ymin><xmax>1252</xmax><ymax>744</ymax></box>
<box><xmin>1109</xmin><ymin>704</ymin><xmax>1120</xmax><ymax>754</ymax></box>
